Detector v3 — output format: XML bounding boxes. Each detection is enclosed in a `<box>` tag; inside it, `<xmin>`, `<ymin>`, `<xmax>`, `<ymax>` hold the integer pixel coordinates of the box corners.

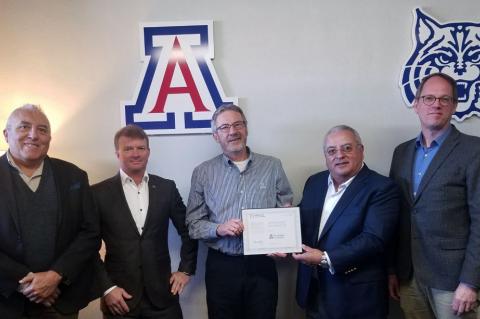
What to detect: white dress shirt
<box><xmin>104</xmin><ymin>169</ymin><xmax>150</xmax><ymax>296</ymax></box>
<box><xmin>119</xmin><ymin>169</ymin><xmax>149</xmax><ymax>235</ymax></box>
<box><xmin>318</xmin><ymin>169</ymin><xmax>360</xmax><ymax>273</ymax></box>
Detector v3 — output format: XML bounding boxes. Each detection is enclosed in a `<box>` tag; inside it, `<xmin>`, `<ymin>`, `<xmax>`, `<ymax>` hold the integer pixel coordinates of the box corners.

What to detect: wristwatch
<box><xmin>319</xmin><ymin>253</ymin><xmax>329</xmax><ymax>269</ymax></box>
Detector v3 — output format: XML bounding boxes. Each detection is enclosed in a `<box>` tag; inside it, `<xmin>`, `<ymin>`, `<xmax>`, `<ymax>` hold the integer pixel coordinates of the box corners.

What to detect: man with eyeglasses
<box><xmin>389</xmin><ymin>72</ymin><xmax>480</xmax><ymax>318</ymax></box>
<box><xmin>186</xmin><ymin>104</ymin><xmax>293</xmax><ymax>319</ymax></box>
<box><xmin>293</xmin><ymin>125</ymin><xmax>400</xmax><ymax>319</ymax></box>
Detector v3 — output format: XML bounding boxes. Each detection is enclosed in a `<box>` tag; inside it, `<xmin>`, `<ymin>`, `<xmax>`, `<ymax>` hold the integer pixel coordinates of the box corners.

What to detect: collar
<box><xmin>222</xmin><ymin>147</ymin><xmax>253</xmax><ymax>166</ymax></box>
<box><xmin>119</xmin><ymin>168</ymin><xmax>149</xmax><ymax>185</ymax></box>
<box><xmin>6</xmin><ymin>150</ymin><xmax>44</xmax><ymax>178</ymax></box>
<box><xmin>415</xmin><ymin>125</ymin><xmax>452</xmax><ymax>149</ymax></box>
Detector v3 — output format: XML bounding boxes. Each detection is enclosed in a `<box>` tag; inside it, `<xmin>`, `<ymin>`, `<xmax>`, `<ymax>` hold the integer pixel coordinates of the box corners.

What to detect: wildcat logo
<box><xmin>122</xmin><ymin>21</ymin><xmax>237</xmax><ymax>134</ymax></box>
<box><xmin>400</xmin><ymin>9</ymin><xmax>480</xmax><ymax>121</ymax></box>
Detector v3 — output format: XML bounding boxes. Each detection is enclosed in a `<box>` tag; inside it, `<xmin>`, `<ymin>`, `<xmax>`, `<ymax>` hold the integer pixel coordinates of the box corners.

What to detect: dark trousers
<box><xmin>205</xmin><ymin>248</ymin><xmax>278</xmax><ymax>319</ymax></box>
<box><xmin>103</xmin><ymin>291</ymin><xmax>182</xmax><ymax>319</ymax></box>
<box><xmin>20</xmin><ymin>307</ymin><xmax>78</xmax><ymax>319</ymax></box>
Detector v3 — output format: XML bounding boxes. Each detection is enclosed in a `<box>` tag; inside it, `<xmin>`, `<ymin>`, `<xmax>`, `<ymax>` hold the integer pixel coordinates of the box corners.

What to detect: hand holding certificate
<box><xmin>242</xmin><ymin>207</ymin><xmax>302</xmax><ymax>255</ymax></box>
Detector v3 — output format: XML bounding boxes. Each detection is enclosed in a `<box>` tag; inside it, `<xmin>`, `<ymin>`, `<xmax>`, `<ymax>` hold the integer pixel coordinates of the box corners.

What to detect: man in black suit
<box><xmin>389</xmin><ymin>73</ymin><xmax>480</xmax><ymax>318</ymax></box>
<box><xmin>93</xmin><ymin>124</ymin><xmax>197</xmax><ymax>319</ymax></box>
<box><xmin>0</xmin><ymin>104</ymin><xmax>100</xmax><ymax>319</ymax></box>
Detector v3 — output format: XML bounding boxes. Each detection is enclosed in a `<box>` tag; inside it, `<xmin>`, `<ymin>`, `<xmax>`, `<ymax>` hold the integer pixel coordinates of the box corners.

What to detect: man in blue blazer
<box><xmin>294</xmin><ymin>125</ymin><xmax>400</xmax><ymax>319</ymax></box>
<box><xmin>389</xmin><ymin>73</ymin><xmax>480</xmax><ymax>318</ymax></box>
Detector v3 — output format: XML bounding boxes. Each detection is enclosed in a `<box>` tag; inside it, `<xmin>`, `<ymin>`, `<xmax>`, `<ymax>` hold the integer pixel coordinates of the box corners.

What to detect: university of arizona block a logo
<box><xmin>122</xmin><ymin>21</ymin><xmax>237</xmax><ymax>134</ymax></box>
<box><xmin>400</xmin><ymin>9</ymin><xmax>480</xmax><ymax>121</ymax></box>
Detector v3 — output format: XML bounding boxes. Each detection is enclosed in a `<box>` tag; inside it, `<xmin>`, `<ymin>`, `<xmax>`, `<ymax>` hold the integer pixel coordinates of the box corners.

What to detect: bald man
<box><xmin>0</xmin><ymin>104</ymin><xmax>100</xmax><ymax>319</ymax></box>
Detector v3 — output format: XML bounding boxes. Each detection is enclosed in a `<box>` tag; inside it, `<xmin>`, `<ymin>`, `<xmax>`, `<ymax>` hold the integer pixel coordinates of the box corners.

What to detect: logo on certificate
<box><xmin>122</xmin><ymin>21</ymin><xmax>237</xmax><ymax>134</ymax></box>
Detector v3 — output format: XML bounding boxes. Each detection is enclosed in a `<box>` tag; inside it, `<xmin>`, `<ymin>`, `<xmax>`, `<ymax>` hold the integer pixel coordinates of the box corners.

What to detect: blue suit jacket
<box><xmin>296</xmin><ymin>165</ymin><xmax>399</xmax><ymax>319</ymax></box>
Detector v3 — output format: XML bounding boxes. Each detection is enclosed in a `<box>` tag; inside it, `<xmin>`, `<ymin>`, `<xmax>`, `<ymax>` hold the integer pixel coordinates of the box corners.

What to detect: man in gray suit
<box><xmin>389</xmin><ymin>73</ymin><xmax>480</xmax><ymax>319</ymax></box>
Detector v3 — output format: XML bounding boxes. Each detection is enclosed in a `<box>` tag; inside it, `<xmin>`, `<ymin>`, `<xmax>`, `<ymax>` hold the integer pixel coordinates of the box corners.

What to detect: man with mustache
<box><xmin>186</xmin><ymin>104</ymin><xmax>293</xmax><ymax>319</ymax></box>
<box><xmin>294</xmin><ymin>125</ymin><xmax>399</xmax><ymax>319</ymax></box>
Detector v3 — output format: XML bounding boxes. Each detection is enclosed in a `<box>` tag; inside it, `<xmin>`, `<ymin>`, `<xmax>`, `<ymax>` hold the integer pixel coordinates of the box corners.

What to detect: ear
<box><xmin>3</xmin><ymin>129</ymin><xmax>8</xmax><ymax>143</ymax></box>
<box><xmin>115</xmin><ymin>150</ymin><xmax>120</xmax><ymax>159</ymax></box>
<box><xmin>413</xmin><ymin>98</ymin><xmax>420</xmax><ymax>114</ymax></box>
<box><xmin>212</xmin><ymin>132</ymin><xmax>220</xmax><ymax>143</ymax></box>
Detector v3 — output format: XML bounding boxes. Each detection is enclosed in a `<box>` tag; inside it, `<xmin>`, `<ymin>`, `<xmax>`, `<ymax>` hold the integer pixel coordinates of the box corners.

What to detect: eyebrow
<box><xmin>17</xmin><ymin>121</ymin><xmax>50</xmax><ymax>129</ymax></box>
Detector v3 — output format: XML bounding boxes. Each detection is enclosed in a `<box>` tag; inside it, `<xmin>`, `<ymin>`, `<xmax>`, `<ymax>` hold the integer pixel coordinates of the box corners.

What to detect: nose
<box><xmin>27</xmin><ymin>127</ymin><xmax>39</xmax><ymax>139</ymax></box>
<box><xmin>335</xmin><ymin>151</ymin><xmax>346</xmax><ymax>159</ymax></box>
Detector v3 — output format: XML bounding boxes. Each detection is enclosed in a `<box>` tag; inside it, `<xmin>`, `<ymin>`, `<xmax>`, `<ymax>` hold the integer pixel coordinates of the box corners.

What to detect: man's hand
<box><xmin>292</xmin><ymin>244</ymin><xmax>323</xmax><ymax>266</ymax></box>
<box><xmin>170</xmin><ymin>272</ymin><xmax>191</xmax><ymax>295</ymax></box>
<box><xmin>216</xmin><ymin>219</ymin><xmax>244</xmax><ymax>237</ymax></box>
<box><xmin>452</xmin><ymin>283</ymin><xmax>478</xmax><ymax>316</ymax></box>
<box><xmin>388</xmin><ymin>274</ymin><xmax>400</xmax><ymax>301</ymax></box>
<box><xmin>104</xmin><ymin>287</ymin><xmax>132</xmax><ymax>316</ymax></box>
<box><xmin>19</xmin><ymin>271</ymin><xmax>62</xmax><ymax>302</ymax></box>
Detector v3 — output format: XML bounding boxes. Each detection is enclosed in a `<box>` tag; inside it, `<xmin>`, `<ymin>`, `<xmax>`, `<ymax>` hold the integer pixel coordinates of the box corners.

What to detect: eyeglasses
<box><xmin>215</xmin><ymin>121</ymin><xmax>246</xmax><ymax>133</ymax></box>
<box><xmin>325</xmin><ymin>144</ymin><xmax>362</xmax><ymax>157</ymax></box>
<box><xmin>418</xmin><ymin>95</ymin><xmax>455</xmax><ymax>106</ymax></box>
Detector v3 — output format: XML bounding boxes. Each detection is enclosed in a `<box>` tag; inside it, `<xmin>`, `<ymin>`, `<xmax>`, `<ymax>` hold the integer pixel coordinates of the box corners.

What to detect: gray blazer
<box><xmin>389</xmin><ymin>125</ymin><xmax>480</xmax><ymax>291</ymax></box>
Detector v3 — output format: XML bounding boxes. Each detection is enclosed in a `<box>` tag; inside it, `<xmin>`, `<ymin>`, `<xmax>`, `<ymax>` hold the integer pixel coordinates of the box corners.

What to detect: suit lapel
<box><xmin>310</xmin><ymin>175</ymin><xmax>328</xmax><ymax>245</ymax></box>
<box><xmin>414</xmin><ymin>127</ymin><xmax>459</xmax><ymax>203</ymax></box>
<box><xmin>402</xmin><ymin>141</ymin><xmax>416</xmax><ymax>205</ymax></box>
<box><xmin>142</xmin><ymin>175</ymin><xmax>158</xmax><ymax>235</ymax></box>
<box><xmin>0</xmin><ymin>155</ymin><xmax>20</xmax><ymax>232</ymax></box>
<box><xmin>113</xmin><ymin>173</ymin><xmax>142</xmax><ymax>237</ymax></box>
<box><xmin>318</xmin><ymin>166</ymin><xmax>370</xmax><ymax>240</ymax></box>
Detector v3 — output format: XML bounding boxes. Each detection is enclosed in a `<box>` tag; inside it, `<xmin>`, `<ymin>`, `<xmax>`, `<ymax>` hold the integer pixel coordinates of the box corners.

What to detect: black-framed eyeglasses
<box><xmin>215</xmin><ymin>121</ymin><xmax>246</xmax><ymax>133</ymax></box>
<box><xmin>325</xmin><ymin>143</ymin><xmax>362</xmax><ymax>157</ymax></box>
<box><xmin>418</xmin><ymin>95</ymin><xmax>455</xmax><ymax>106</ymax></box>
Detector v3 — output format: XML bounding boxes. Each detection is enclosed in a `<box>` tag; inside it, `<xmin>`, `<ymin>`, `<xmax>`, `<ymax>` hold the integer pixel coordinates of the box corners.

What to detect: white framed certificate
<box><xmin>242</xmin><ymin>207</ymin><xmax>302</xmax><ymax>255</ymax></box>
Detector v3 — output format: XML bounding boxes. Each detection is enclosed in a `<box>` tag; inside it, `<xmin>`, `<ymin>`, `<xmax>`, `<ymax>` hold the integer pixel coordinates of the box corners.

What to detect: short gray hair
<box><xmin>5</xmin><ymin>104</ymin><xmax>50</xmax><ymax>132</ymax></box>
<box><xmin>211</xmin><ymin>104</ymin><xmax>247</xmax><ymax>132</ymax></box>
<box><xmin>323</xmin><ymin>125</ymin><xmax>363</xmax><ymax>150</ymax></box>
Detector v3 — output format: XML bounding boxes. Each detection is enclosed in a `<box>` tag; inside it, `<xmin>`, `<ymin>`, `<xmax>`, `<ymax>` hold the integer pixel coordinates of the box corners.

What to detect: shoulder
<box><xmin>148</xmin><ymin>174</ymin><xmax>175</xmax><ymax>188</ymax></box>
<box><xmin>48</xmin><ymin>157</ymin><xmax>87</xmax><ymax>178</ymax></box>
<box><xmin>92</xmin><ymin>175</ymin><xmax>117</xmax><ymax>190</ymax></box>
<box><xmin>393</xmin><ymin>138</ymin><xmax>415</xmax><ymax>154</ymax></box>
<box><xmin>304</xmin><ymin>170</ymin><xmax>328</xmax><ymax>186</ymax></box>
<box><xmin>192</xmin><ymin>154</ymin><xmax>224</xmax><ymax>174</ymax></box>
<box><xmin>456</xmin><ymin>130</ymin><xmax>480</xmax><ymax>147</ymax></box>
<box><xmin>251</xmin><ymin>152</ymin><xmax>284</xmax><ymax>169</ymax></box>
<box><xmin>362</xmin><ymin>167</ymin><xmax>398</xmax><ymax>192</ymax></box>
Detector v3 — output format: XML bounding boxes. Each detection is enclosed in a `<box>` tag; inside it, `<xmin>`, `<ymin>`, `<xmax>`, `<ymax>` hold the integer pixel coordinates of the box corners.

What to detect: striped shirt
<box><xmin>186</xmin><ymin>151</ymin><xmax>293</xmax><ymax>255</ymax></box>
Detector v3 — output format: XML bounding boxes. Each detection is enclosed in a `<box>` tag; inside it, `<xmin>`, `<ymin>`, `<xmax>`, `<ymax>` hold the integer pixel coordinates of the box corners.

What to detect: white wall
<box><xmin>1</xmin><ymin>1</ymin><xmax>479</xmax><ymax>318</ymax></box>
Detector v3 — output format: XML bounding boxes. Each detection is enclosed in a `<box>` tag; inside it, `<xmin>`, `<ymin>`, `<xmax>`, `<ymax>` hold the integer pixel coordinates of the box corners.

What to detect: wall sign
<box><xmin>400</xmin><ymin>8</ymin><xmax>480</xmax><ymax>121</ymax></box>
<box><xmin>122</xmin><ymin>21</ymin><xmax>237</xmax><ymax>134</ymax></box>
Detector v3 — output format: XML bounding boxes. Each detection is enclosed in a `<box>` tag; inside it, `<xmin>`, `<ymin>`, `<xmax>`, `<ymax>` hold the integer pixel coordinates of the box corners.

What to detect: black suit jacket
<box><xmin>0</xmin><ymin>155</ymin><xmax>100</xmax><ymax>318</ymax></box>
<box><xmin>93</xmin><ymin>173</ymin><xmax>197</xmax><ymax>310</ymax></box>
<box><xmin>296</xmin><ymin>166</ymin><xmax>400</xmax><ymax>319</ymax></box>
<box><xmin>390</xmin><ymin>126</ymin><xmax>480</xmax><ymax>290</ymax></box>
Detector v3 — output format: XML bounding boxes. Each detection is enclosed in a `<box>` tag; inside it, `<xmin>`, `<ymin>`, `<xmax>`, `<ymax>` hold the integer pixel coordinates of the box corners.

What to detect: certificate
<box><xmin>242</xmin><ymin>207</ymin><xmax>302</xmax><ymax>255</ymax></box>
